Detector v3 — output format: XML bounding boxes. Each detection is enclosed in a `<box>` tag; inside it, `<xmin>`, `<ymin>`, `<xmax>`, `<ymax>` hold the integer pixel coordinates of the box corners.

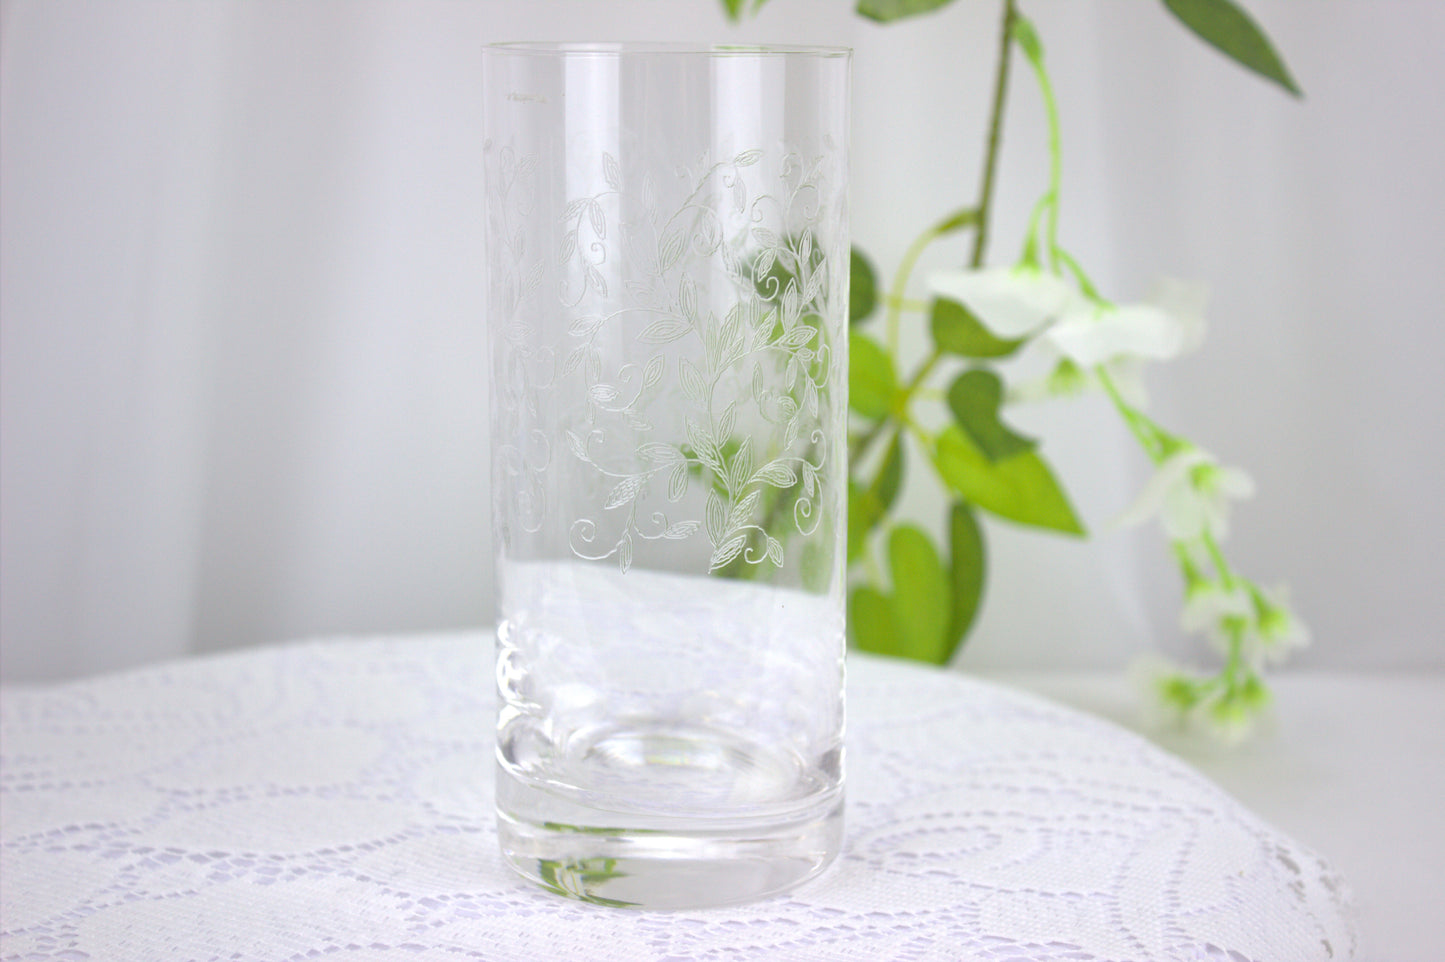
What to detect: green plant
<box><xmin>723</xmin><ymin>0</ymin><xmax>1307</xmax><ymax>739</ymax></box>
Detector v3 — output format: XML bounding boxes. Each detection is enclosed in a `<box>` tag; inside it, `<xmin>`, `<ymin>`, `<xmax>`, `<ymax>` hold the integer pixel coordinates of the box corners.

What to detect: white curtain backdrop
<box><xmin>3</xmin><ymin>0</ymin><xmax>1441</xmax><ymax>681</ymax></box>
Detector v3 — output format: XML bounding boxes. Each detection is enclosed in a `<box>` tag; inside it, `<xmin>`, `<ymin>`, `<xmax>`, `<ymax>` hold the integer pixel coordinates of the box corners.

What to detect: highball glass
<box><xmin>483</xmin><ymin>42</ymin><xmax>850</xmax><ymax>909</ymax></box>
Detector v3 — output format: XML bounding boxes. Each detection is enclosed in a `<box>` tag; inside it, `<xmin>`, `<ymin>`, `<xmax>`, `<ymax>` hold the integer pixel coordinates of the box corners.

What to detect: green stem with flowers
<box><xmin>725</xmin><ymin>0</ymin><xmax>1306</xmax><ymax>739</ymax></box>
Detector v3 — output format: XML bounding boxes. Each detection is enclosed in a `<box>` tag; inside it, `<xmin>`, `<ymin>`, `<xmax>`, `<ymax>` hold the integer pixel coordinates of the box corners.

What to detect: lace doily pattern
<box><xmin>0</xmin><ymin>635</ymin><xmax>1354</xmax><ymax>960</ymax></box>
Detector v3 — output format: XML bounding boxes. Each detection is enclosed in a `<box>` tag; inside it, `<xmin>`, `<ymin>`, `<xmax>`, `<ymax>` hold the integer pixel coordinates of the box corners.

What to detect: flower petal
<box><xmin>1112</xmin><ymin>447</ymin><xmax>1211</xmax><ymax>531</ymax></box>
<box><xmin>1147</xmin><ymin>276</ymin><xmax>1208</xmax><ymax>355</ymax></box>
<box><xmin>927</xmin><ymin>267</ymin><xmax>1077</xmax><ymax>338</ymax></box>
<box><xmin>1047</xmin><ymin>303</ymin><xmax>1187</xmax><ymax>366</ymax></box>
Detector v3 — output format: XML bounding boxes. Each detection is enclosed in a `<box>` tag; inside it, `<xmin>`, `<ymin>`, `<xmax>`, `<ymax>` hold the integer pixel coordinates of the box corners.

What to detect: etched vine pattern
<box><xmin>558</xmin><ymin>148</ymin><xmax>840</xmax><ymax>574</ymax></box>
<box><xmin>485</xmin><ymin>141</ymin><xmax>554</xmax><ymax>536</ymax></box>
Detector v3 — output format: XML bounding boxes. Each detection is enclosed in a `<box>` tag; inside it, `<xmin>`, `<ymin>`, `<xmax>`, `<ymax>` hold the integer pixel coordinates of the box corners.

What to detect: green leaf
<box><xmin>887</xmin><ymin>525</ymin><xmax>953</xmax><ymax>664</ymax></box>
<box><xmin>848</xmin><ymin>585</ymin><xmax>897</xmax><ymax>655</ymax></box>
<box><xmin>1162</xmin><ymin>0</ymin><xmax>1302</xmax><ymax>96</ymax></box>
<box><xmin>875</xmin><ymin>431</ymin><xmax>905</xmax><ymax>512</ymax></box>
<box><xmin>850</xmin><ymin>247</ymin><xmax>878</xmax><ymax>324</ymax></box>
<box><xmin>847</xmin><ymin>433</ymin><xmax>904</xmax><ymax>564</ymax></box>
<box><xmin>934</xmin><ymin>426</ymin><xmax>1085</xmax><ymax>535</ymax></box>
<box><xmin>848</xmin><ymin>331</ymin><xmax>897</xmax><ymax>420</ymax></box>
<box><xmin>1011</xmin><ymin>13</ymin><xmax>1045</xmax><ymax>64</ymax></box>
<box><xmin>856</xmin><ymin>0</ymin><xmax>956</xmax><ymax>24</ymax></box>
<box><xmin>846</xmin><ymin>480</ymin><xmax>880</xmax><ymax>564</ymax></box>
<box><xmin>946</xmin><ymin>369</ymin><xmax>1036</xmax><ymax>462</ymax></box>
<box><xmin>946</xmin><ymin>501</ymin><xmax>986</xmax><ymax>654</ymax></box>
<box><xmin>930</xmin><ymin>297</ymin><xmax>1025</xmax><ymax>359</ymax></box>
<box><xmin>720</xmin><ymin>0</ymin><xmax>746</xmax><ymax>22</ymax></box>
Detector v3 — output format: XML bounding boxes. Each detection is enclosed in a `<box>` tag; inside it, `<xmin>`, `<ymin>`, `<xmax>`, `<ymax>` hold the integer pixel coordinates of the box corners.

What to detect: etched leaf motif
<box><xmin>705</xmin><ymin>490</ymin><xmax>727</xmax><ymax>544</ymax></box>
<box><xmin>567</xmin><ymin>315</ymin><xmax>604</xmax><ymax>338</ymax></box>
<box><xmin>783</xmin><ymin>282</ymin><xmax>801</xmax><ymax>329</ymax></box>
<box><xmin>752</xmin><ymin>227</ymin><xmax>781</xmax><ymax>249</ymax></box>
<box><xmin>522</xmin><ymin>262</ymin><xmax>544</xmax><ymax>297</ymax></box>
<box><xmin>778</xmin><ymin>325</ymin><xmax>818</xmax><ymax>350</ymax></box>
<box><xmin>588</xmin><ymin>384</ymin><xmax>619</xmax><ymax>403</ymax></box>
<box><xmin>588</xmin><ymin>200</ymin><xmax>606</xmax><ymax>238</ymax></box>
<box><xmin>604</xmin><ymin>475</ymin><xmax>646</xmax><ymax>510</ymax></box>
<box><xmin>602</xmin><ymin>152</ymin><xmax>621</xmax><ymax>190</ymax></box>
<box><xmin>730</xmin><ymin>489</ymin><xmax>762</xmax><ymax>528</ymax></box>
<box><xmin>667</xmin><ymin>464</ymin><xmax>689</xmax><ymax>502</ymax></box>
<box><xmin>710</xmin><ymin>533</ymin><xmax>748</xmax><ymax>571</ymax></box>
<box><xmin>733</xmin><ymin>178</ymin><xmax>747</xmax><ymax>213</ymax></box>
<box><xmin>697</xmin><ymin>217</ymin><xmax>721</xmax><ymax>254</ymax></box>
<box><xmin>560</xmin><ymin>346</ymin><xmax>589</xmax><ymax>378</ymax></box>
<box><xmin>662</xmin><ymin>520</ymin><xmax>700</xmax><ymax>540</ymax></box>
<box><xmin>565</xmin><ymin>430</ymin><xmax>589</xmax><ymax>462</ymax></box>
<box><xmin>754</xmin><ymin>247</ymin><xmax>777</xmax><ymax>281</ymax></box>
<box><xmin>639</xmin><ymin>442</ymin><xmax>682</xmax><ymax>464</ymax></box>
<box><xmin>733</xmin><ymin>148</ymin><xmax>763</xmax><ymax>167</ymax></box>
<box><xmin>805</xmin><ymin>262</ymin><xmax>825</xmax><ymax>303</ymax></box>
<box><xmin>659</xmin><ymin>228</ymin><xmax>688</xmax><ymax>272</ymax></box>
<box><xmin>640</xmin><ymin>317</ymin><xmax>692</xmax><ymax>344</ymax></box>
<box><xmin>641</xmin><ymin>172</ymin><xmax>657</xmax><ymax>218</ymax></box>
<box><xmin>585</xmin><ymin>264</ymin><xmax>608</xmax><ymax>297</ymax></box>
<box><xmin>765</xmin><ymin>536</ymin><xmax>784</xmax><ymax>567</ymax></box>
<box><xmin>562</xmin><ymin>197</ymin><xmax>589</xmax><ymax>222</ymax></box>
<box><xmin>618</xmin><ymin>533</ymin><xmax>633</xmax><ymax>573</ymax></box>
<box><xmin>641</xmin><ymin>353</ymin><xmax>666</xmax><ymax>390</ymax></box>
<box><xmin>680</xmin><ymin>358</ymin><xmax>707</xmax><ymax>403</ymax></box>
<box><xmin>559</xmin><ymin>231</ymin><xmax>577</xmax><ymax>262</ymax></box>
<box><xmin>720</xmin><ymin>307</ymin><xmax>743</xmax><ymax>359</ymax></box>
<box><xmin>784</xmin><ymin>414</ymin><xmax>801</xmax><ymax>450</ymax></box>
<box><xmin>686</xmin><ymin>419</ymin><xmax>719</xmax><ymax>472</ymax></box>
<box><xmin>729</xmin><ymin>436</ymin><xmax>755</xmax><ymax>493</ymax></box>
<box><xmin>754</xmin><ymin>460</ymin><xmax>798</xmax><ymax>488</ymax></box>
<box><xmin>679</xmin><ymin>274</ymin><xmax>698</xmax><ymax>321</ymax></box>
<box><xmin>717</xmin><ymin>400</ymin><xmax>738</xmax><ymax>441</ymax></box>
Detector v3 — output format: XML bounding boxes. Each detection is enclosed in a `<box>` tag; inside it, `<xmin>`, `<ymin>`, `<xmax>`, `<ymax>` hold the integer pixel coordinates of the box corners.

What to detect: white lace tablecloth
<box><xmin>0</xmin><ymin>634</ymin><xmax>1355</xmax><ymax>961</ymax></box>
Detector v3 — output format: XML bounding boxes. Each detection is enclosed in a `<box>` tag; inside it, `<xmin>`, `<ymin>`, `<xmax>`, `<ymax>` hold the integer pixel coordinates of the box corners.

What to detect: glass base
<box><xmin>496</xmin><ymin>724</ymin><xmax>843</xmax><ymax>909</ymax></box>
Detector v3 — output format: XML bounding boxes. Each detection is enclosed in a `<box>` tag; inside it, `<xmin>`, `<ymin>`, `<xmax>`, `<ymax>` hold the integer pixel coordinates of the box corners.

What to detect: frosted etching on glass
<box><xmin>489</xmin><ymin>142</ymin><xmax>843</xmax><ymax>578</ymax></box>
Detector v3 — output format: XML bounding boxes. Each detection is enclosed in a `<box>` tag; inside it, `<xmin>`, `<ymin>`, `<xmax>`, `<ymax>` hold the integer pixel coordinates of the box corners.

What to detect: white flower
<box><xmin>1006</xmin><ymin>357</ymin><xmax>1093</xmax><ymax>404</ymax></box>
<box><xmin>1145</xmin><ymin>276</ymin><xmax>1208</xmax><ymax>354</ymax></box>
<box><xmin>1116</xmin><ymin>446</ymin><xmax>1255</xmax><ymax>541</ymax></box>
<box><xmin>1046</xmin><ymin>301</ymin><xmax>1190</xmax><ymax>367</ymax></box>
<box><xmin>927</xmin><ymin>265</ymin><xmax>1078</xmax><ymax>338</ymax></box>
<box><xmin>1247</xmin><ymin>583</ymin><xmax>1311</xmax><ymax>662</ymax></box>
<box><xmin>1003</xmin><ymin>277</ymin><xmax>1207</xmax><ymax>405</ymax></box>
<box><xmin>1180</xmin><ymin>577</ymin><xmax>1253</xmax><ymax>641</ymax></box>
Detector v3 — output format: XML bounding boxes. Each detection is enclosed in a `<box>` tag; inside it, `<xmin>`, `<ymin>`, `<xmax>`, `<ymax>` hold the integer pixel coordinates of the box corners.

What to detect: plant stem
<box><xmin>849</xmin><ymin>346</ymin><xmax>942</xmax><ymax>465</ymax></box>
<box><xmin>969</xmin><ymin>0</ymin><xmax>1019</xmax><ymax>270</ymax></box>
<box><xmin>855</xmin><ymin>0</ymin><xmax>1017</xmax><ymax>469</ymax></box>
<box><xmin>1026</xmin><ymin>22</ymin><xmax>1064</xmax><ymax>269</ymax></box>
<box><xmin>1096</xmin><ymin>368</ymin><xmax>1166</xmax><ymax>463</ymax></box>
<box><xmin>886</xmin><ymin>224</ymin><xmax>944</xmax><ymax>357</ymax></box>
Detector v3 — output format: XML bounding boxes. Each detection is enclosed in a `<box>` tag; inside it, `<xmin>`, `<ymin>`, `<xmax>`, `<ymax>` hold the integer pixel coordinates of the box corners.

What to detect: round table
<box><xmin>0</xmin><ymin>634</ymin><xmax>1355</xmax><ymax>960</ymax></box>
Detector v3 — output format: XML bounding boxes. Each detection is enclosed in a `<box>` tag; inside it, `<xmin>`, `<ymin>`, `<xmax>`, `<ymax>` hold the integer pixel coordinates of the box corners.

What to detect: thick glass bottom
<box><xmin>496</xmin><ymin>724</ymin><xmax>844</xmax><ymax>909</ymax></box>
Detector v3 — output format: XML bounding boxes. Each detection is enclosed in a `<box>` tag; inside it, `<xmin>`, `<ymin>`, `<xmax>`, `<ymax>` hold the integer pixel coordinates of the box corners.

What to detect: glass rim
<box><xmin>482</xmin><ymin>41</ymin><xmax>851</xmax><ymax>59</ymax></box>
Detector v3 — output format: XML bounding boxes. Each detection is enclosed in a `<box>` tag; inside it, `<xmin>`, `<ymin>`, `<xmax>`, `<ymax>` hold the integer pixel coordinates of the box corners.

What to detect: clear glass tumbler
<box><xmin>483</xmin><ymin>42</ymin><xmax>850</xmax><ymax>909</ymax></box>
